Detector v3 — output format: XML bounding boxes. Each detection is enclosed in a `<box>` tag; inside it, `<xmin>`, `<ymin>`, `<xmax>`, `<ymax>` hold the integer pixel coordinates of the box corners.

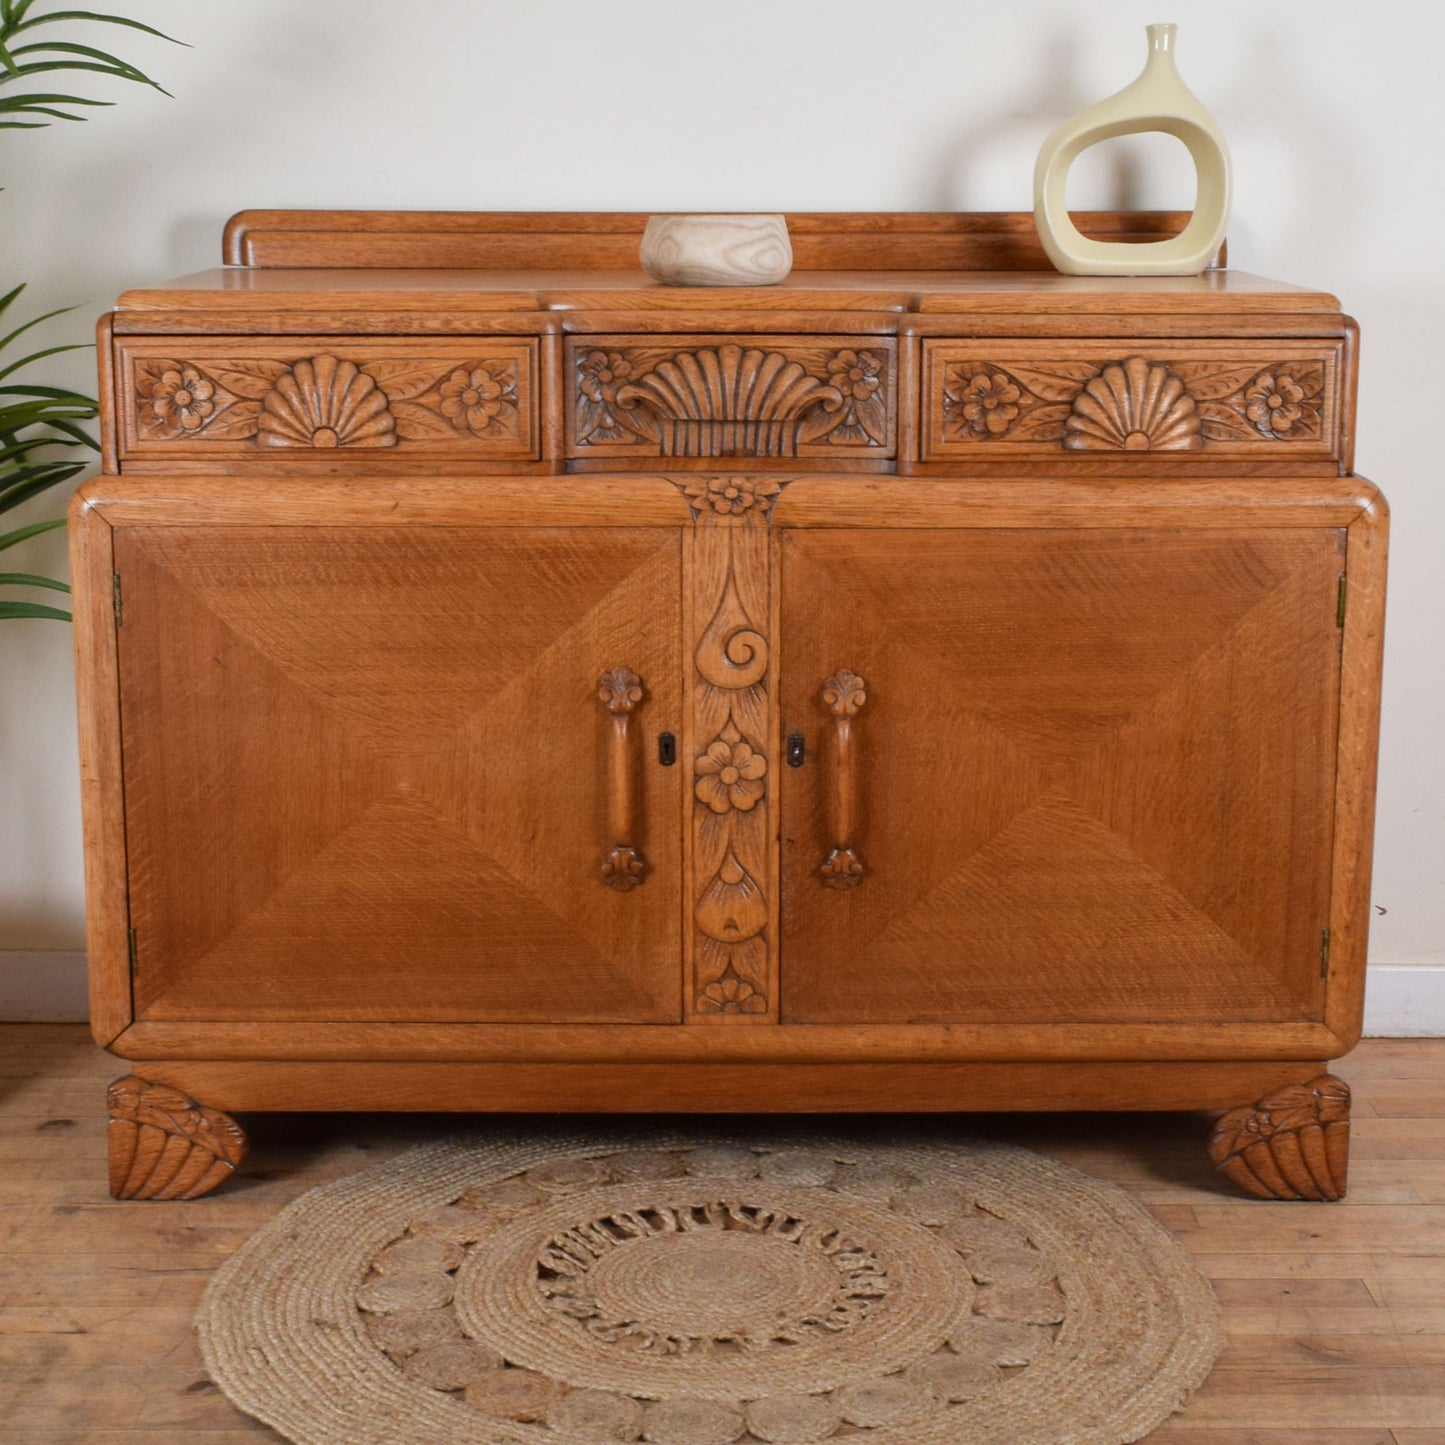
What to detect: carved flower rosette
<box><xmin>132</xmin><ymin>351</ymin><xmax>527</xmax><ymax>450</ymax></box>
<box><xmin>939</xmin><ymin>354</ymin><xmax>1327</xmax><ymax>451</ymax></box>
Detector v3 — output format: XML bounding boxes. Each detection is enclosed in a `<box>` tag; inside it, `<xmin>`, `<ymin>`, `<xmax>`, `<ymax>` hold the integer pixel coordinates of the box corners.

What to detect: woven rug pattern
<box><xmin>197</xmin><ymin>1130</ymin><xmax>1223</xmax><ymax>1445</ymax></box>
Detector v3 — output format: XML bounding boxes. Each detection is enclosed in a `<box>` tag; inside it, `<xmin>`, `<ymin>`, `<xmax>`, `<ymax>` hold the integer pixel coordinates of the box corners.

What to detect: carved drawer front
<box><xmin>566</xmin><ymin>335</ymin><xmax>897</xmax><ymax>461</ymax></box>
<box><xmin>922</xmin><ymin>340</ymin><xmax>1343</xmax><ymax>464</ymax></box>
<box><xmin>117</xmin><ymin>338</ymin><xmax>538</xmax><ymax>461</ymax></box>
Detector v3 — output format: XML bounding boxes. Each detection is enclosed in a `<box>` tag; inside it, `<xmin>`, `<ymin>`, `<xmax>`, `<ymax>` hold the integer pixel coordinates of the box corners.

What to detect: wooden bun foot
<box><xmin>107</xmin><ymin>1075</ymin><xmax>248</xmax><ymax>1200</ymax></box>
<box><xmin>1208</xmin><ymin>1074</ymin><xmax>1350</xmax><ymax>1201</ymax></box>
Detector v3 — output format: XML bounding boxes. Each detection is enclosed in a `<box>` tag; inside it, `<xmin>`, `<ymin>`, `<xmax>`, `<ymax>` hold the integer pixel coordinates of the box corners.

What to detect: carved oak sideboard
<box><xmin>71</xmin><ymin>211</ymin><xmax>1384</xmax><ymax>1202</ymax></box>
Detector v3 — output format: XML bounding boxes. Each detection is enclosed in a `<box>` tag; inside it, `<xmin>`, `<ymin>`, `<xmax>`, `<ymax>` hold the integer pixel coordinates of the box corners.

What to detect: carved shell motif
<box><xmin>258</xmin><ymin>355</ymin><xmax>398</xmax><ymax>448</ymax></box>
<box><xmin>1064</xmin><ymin>356</ymin><xmax>1202</xmax><ymax>451</ymax></box>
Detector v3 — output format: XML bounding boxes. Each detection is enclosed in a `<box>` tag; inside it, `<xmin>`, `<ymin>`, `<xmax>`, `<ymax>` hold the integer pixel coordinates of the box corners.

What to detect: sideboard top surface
<box><xmin>111</xmin><ymin>210</ymin><xmax>1341</xmax><ymax>327</ymax></box>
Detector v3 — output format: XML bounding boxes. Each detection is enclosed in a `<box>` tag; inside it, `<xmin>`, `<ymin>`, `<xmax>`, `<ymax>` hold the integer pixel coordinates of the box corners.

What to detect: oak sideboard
<box><xmin>70</xmin><ymin>211</ymin><xmax>1385</xmax><ymax>1202</ymax></box>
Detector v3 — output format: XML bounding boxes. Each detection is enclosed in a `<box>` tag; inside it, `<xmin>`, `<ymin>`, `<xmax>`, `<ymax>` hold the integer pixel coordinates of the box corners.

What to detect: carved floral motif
<box><xmin>142</xmin><ymin>365</ymin><xmax>218</xmax><ymax>436</ymax></box>
<box><xmin>697</xmin><ymin>971</ymin><xmax>768</xmax><ymax>1015</ymax></box>
<box><xmin>822</xmin><ymin>669</ymin><xmax>867</xmax><ymax>718</ymax></box>
<box><xmin>597</xmin><ymin>666</ymin><xmax>644</xmax><ymax>716</ymax></box>
<box><xmin>438</xmin><ymin>362</ymin><xmax>518</xmax><ymax>438</ymax></box>
<box><xmin>574</xmin><ymin>342</ymin><xmax>892</xmax><ymax>457</ymax></box>
<box><xmin>937</xmin><ymin>353</ymin><xmax>1328</xmax><ymax>451</ymax></box>
<box><xmin>132</xmin><ymin>350</ymin><xmax>530</xmax><ymax>450</ymax></box>
<box><xmin>683</xmin><ymin>476</ymin><xmax>782</xmax><ymax>518</ymax></box>
<box><xmin>576</xmin><ymin>350</ymin><xmax>638</xmax><ymax>443</ymax></box>
<box><xmin>694</xmin><ymin>724</ymin><xmax>767</xmax><ymax>815</ymax></box>
<box><xmin>685</xmin><ymin>484</ymin><xmax>789</xmax><ymax>1016</ymax></box>
<box><xmin>1244</xmin><ymin>370</ymin><xmax>1317</xmax><ymax>439</ymax></box>
<box><xmin>944</xmin><ymin>371</ymin><xmax>1022</xmax><ymax>438</ymax></box>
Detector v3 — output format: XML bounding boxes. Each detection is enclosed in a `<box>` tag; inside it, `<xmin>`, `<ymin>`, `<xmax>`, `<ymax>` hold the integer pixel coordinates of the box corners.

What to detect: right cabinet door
<box><xmin>778</xmin><ymin>520</ymin><xmax>1346</xmax><ymax>1030</ymax></box>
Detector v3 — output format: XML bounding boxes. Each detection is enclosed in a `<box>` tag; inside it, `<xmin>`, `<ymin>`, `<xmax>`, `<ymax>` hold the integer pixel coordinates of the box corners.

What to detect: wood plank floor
<box><xmin>1</xmin><ymin>1026</ymin><xmax>1442</xmax><ymax>1443</ymax></box>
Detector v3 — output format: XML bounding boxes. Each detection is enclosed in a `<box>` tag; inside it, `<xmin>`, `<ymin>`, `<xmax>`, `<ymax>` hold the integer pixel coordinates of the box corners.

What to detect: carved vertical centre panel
<box><xmin>683</xmin><ymin>478</ymin><xmax>782</xmax><ymax>1020</ymax></box>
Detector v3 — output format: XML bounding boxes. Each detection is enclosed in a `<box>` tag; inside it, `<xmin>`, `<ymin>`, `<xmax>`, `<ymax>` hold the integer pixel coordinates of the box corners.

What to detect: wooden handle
<box><xmin>819</xmin><ymin>669</ymin><xmax>866</xmax><ymax>889</ymax></box>
<box><xmin>597</xmin><ymin>668</ymin><xmax>645</xmax><ymax>890</ymax></box>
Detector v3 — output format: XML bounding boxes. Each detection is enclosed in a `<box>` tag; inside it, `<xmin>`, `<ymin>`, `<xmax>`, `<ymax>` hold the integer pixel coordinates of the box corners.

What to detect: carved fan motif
<box><xmin>1064</xmin><ymin>357</ymin><xmax>1202</xmax><ymax>451</ymax></box>
<box><xmin>614</xmin><ymin>344</ymin><xmax>844</xmax><ymax>457</ymax></box>
<box><xmin>258</xmin><ymin>355</ymin><xmax>398</xmax><ymax>448</ymax></box>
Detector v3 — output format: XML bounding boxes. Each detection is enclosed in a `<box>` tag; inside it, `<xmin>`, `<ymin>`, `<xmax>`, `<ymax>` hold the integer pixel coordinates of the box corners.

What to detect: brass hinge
<box><xmin>112</xmin><ymin>571</ymin><xmax>123</xmax><ymax>628</ymax></box>
<box><xmin>1336</xmin><ymin>574</ymin><xmax>1347</xmax><ymax>628</ymax></box>
<box><xmin>127</xmin><ymin>927</ymin><xmax>138</xmax><ymax>979</ymax></box>
<box><xmin>1320</xmin><ymin>926</ymin><xmax>1332</xmax><ymax>979</ymax></box>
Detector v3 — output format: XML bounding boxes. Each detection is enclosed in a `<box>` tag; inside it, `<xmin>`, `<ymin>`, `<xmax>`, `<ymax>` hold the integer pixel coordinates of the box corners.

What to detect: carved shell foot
<box><xmin>1208</xmin><ymin>1074</ymin><xmax>1350</xmax><ymax>1201</ymax></box>
<box><xmin>107</xmin><ymin>1075</ymin><xmax>248</xmax><ymax>1200</ymax></box>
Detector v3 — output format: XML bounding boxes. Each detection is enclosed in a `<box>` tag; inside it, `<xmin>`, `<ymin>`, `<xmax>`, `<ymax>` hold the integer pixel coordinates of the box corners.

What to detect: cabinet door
<box><xmin>779</xmin><ymin>524</ymin><xmax>1345</xmax><ymax>1032</ymax></box>
<box><xmin>115</xmin><ymin>522</ymin><xmax>683</xmax><ymax>1023</ymax></box>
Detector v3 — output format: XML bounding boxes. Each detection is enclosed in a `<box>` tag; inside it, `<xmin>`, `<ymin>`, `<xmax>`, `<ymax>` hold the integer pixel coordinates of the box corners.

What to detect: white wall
<box><xmin>3</xmin><ymin>0</ymin><xmax>1442</xmax><ymax>1025</ymax></box>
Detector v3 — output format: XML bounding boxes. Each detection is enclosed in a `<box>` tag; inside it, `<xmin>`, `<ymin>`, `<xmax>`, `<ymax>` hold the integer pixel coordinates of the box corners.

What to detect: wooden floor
<box><xmin>1</xmin><ymin>1027</ymin><xmax>1443</xmax><ymax>1443</ymax></box>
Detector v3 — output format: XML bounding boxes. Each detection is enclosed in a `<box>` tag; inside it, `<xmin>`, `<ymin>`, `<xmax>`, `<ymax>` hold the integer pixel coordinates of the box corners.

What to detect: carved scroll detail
<box><xmin>134</xmin><ymin>353</ymin><xmax>524</xmax><ymax>448</ymax></box>
<box><xmin>577</xmin><ymin>343</ymin><xmax>890</xmax><ymax>457</ymax></box>
<box><xmin>107</xmin><ymin>1075</ymin><xmax>247</xmax><ymax>1200</ymax></box>
<box><xmin>939</xmin><ymin>354</ymin><xmax>1326</xmax><ymax>450</ymax></box>
<box><xmin>1208</xmin><ymin>1075</ymin><xmax>1351</xmax><ymax>1201</ymax></box>
<box><xmin>685</xmin><ymin>485</ymin><xmax>789</xmax><ymax>1017</ymax></box>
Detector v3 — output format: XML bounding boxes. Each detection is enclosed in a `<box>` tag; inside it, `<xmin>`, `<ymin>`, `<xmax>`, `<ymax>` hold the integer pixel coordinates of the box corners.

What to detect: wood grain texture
<box><xmin>110</xmin><ymin>517</ymin><xmax>685</xmax><ymax>1025</ymax></box>
<box><xmin>105</xmin><ymin>1074</ymin><xmax>246</xmax><ymax>1200</ymax></box>
<box><xmin>67</xmin><ymin>495</ymin><xmax>130</xmax><ymax>1048</ymax></box>
<box><xmin>219</xmin><ymin>209</ymin><xmax>1213</xmax><ymax>271</ymax></box>
<box><xmin>117</xmin><ymin>337</ymin><xmax>538</xmax><ymax>462</ymax></box>
<box><xmin>779</xmin><ymin>523</ymin><xmax>1346</xmax><ymax>1029</ymax></box>
<box><xmin>109</xmin><ymin>1018</ymin><xmax>1348</xmax><ymax>1064</ymax></box>
<box><xmin>923</xmin><ymin>340</ymin><xmax>1343</xmax><ymax>464</ymax></box>
<box><xmin>7</xmin><ymin>1029</ymin><xmax>1443</xmax><ymax>1441</ymax></box>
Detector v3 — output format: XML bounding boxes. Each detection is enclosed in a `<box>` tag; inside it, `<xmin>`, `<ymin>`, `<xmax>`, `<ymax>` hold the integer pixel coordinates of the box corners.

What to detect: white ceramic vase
<box><xmin>639</xmin><ymin>214</ymin><xmax>793</xmax><ymax>286</ymax></box>
<box><xmin>1033</xmin><ymin>23</ymin><xmax>1231</xmax><ymax>276</ymax></box>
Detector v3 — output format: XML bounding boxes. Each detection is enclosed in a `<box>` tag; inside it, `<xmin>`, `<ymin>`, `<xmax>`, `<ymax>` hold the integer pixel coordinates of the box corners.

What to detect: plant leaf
<box><xmin>0</xmin><ymin>516</ymin><xmax>68</xmax><ymax>551</ymax></box>
<box><xmin>0</xmin><ymin>570</ymin><xmax>69</xmax><ymax>592</ymax></box>
<box><xmin>0</xmin><ymin>599</ymin><xmax>71</xmax><ymax>620</ymax></box>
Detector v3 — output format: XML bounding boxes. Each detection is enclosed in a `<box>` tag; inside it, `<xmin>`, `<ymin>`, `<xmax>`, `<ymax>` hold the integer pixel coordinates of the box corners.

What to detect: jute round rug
<box><xmin>197</xmin><ymin>1130</ymin><xmax>1223</xmax><ymax>1445</ymax></box>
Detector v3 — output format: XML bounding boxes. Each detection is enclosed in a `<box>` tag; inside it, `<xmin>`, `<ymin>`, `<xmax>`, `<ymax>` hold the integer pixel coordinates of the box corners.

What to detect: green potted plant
<box><xmin>1</xmin><ymin>0</ymin><xmax>176</xmax><ymax>620</ymax></box>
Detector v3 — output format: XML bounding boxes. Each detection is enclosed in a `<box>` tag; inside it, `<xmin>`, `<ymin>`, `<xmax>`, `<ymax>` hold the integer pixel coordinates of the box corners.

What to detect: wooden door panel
<box><xmin>116</xmin><ymin>524</ymin><xmax>683</xmax><ymax>1023</ymax></box>
<box><xmin>779</xmin><ymin>527</ymin><xmax>1344</xmax><ymax>1030</ymax></box>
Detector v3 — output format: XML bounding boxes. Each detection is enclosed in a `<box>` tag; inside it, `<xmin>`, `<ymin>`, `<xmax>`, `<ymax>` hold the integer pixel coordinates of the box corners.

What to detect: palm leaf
<box><xmin>0</xmin><ymin>600</ymin><xmax>70</xmax><ymax>620</ymax></box>
<box><xmin>0</xmin><ymin>517</ymin><xmax>69</xmax><ymax>551</ymax></box>
<box><xmin>0</xmin><ymin>570</ymin><xmax>69</xmax><ymax>592</ymax></box>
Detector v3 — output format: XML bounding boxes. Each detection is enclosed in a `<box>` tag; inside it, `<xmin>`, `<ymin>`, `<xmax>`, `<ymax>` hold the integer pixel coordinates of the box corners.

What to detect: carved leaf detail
<box><xmin>1209</xmin><ymin>1075</ymin><xmax>1351</xmax><ymax>1201</ymax></box>
<box><xmin>107</xmin><ymin>1076</ymin><xmax>247</xmax><ymax>1201</ymax></box>
<box><xmin>390</xmin><ymin>400</ymin><xmax>462</xmax><ymax>441</ymax></box>
<box><xmin>196</xmin><ymin>401</ymin><xmax>264</xmax><ymax>440</ymax></box>
<box><xmin>361</xmin><ymin>359</ymin><xmax>455</xmax><ymax>401</ymax></box>
<box><xmin>695</xmin><ymin>849</ymin><xmax>768</xmax><ymax>943</ymax></box>
<box><xmin>204</xmin><ymin>359</ymin><xmax>292</xmax><ymax>399</ymax></box>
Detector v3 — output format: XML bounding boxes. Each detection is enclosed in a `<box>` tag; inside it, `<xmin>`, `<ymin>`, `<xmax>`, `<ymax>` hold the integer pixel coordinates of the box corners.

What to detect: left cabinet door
<box><xmin>90</xmin><ymin>494</ymin><xmax>686</xmax><ymax>1025</ymax></box>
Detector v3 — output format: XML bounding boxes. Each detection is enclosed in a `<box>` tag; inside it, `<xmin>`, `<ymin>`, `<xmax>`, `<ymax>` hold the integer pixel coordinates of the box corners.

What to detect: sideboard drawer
<box><xmin>565</xmin><ymin>334</ymin><xmax>897</xmax><ymax>461</ymax></box>
<box><xmin>117</xmin><ymin>337</ymin><xmax>539</xmax><ymax>461</ymax></box>
<box><xmin>922</xmin><ymin>340</ymin><xmax>1344</xmax><ymax>465</ymax></box>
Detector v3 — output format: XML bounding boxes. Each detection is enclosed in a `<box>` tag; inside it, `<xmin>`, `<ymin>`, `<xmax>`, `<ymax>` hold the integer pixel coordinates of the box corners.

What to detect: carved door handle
<box><xmin>598</xmin><ymin>668</ymin><xmax>646</xmax><ymax>890</ymax></box>
<box><xmin>819</xmin><ymin>669</ymin><xmax>866</xmax><ymax>888</ymax></box>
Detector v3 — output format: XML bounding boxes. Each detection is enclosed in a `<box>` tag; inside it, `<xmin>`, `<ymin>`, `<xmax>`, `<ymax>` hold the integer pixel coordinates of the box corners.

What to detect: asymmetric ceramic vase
<box><xmin>1033</xmin><ymin>23</ymin><xmax>1231</xmax><ymax>275</ymax></box>
<box><xmin>640</xmin><ymin>214</ymin><xmax>793</xmax><ymax>286</ymax></box>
